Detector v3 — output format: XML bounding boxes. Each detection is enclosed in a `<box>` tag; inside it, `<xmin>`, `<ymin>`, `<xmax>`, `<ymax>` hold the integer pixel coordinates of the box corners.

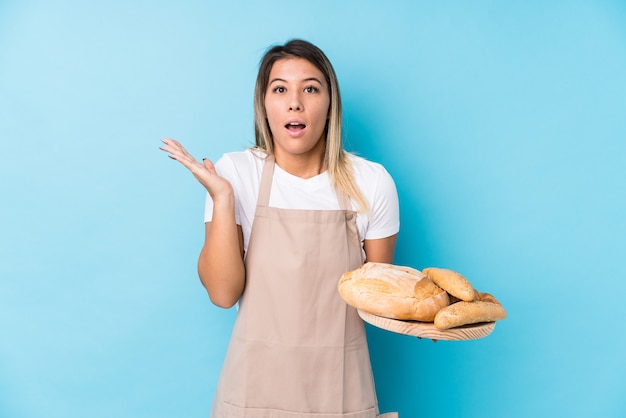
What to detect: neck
<box><xmin>273</xmin><ymin>146</ymin><xmax>327</xmax><ymax>179</ymax></box>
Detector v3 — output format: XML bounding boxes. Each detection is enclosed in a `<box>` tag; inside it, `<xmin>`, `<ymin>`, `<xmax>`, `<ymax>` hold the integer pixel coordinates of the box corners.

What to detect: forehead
<box><xmin>268</xmin><ymin>57</ymin><xmax>325</xmax><ymax>83</ymax></box>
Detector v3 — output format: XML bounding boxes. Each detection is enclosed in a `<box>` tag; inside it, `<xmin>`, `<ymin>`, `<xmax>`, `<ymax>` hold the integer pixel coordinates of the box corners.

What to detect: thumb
<box><xmin>202</xmin><ymin>158</ymin><xmax>217</xmax><ymax>174</ymax></box>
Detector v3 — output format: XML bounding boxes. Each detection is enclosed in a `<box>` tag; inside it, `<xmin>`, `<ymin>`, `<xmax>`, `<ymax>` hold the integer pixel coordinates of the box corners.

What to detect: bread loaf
<box><xmin>434</xmin><ymin>292</ymin><xmax>507</xmax><ymax>329</ymax></box>
<box><xmin>422</xmin><ymin>267</ymin><xmax>475</xmax><ymax>302</ymax></box>
<box><xmin>338</xmin><ymin>262</ymin><xmax>450</xmax><ymax>321</ymax></box>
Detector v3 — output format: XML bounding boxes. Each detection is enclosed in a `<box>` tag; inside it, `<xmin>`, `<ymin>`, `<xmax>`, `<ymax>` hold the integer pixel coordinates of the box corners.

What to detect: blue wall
<box><xmin>1</xmin><ymin>1</ymin><xmax>625</xmax><ymax>417</ymax></box>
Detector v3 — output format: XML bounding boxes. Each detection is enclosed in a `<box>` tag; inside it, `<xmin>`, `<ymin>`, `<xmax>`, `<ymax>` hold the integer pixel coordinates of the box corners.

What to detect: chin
<box><xmin>274</xmin><ymin>139</ymin><xmax>323</xmax><ymax>156</ymax></box>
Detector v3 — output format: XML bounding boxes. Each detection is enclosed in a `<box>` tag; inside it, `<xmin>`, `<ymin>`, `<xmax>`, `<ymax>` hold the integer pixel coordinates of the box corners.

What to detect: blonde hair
<box><xmin>253</xmin><ymin>39</ymin><xmax>369</xmax><ymax>214</ymax></box>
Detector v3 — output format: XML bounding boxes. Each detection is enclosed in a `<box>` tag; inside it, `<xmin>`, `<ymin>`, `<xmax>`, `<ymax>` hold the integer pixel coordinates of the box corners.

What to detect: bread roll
<box><xmin>338</xmin><ymin>262</ymin><xmax>450</xmax><ymax>321</ymax></box>
<box><xmin>434</xmin><ymin>292</ymin><xmax>507</xmax><ymax>330</ymax></box>
<box><xmin>422</xmin><ymin>267</ymin><xmax>475</xmax><ymax>302</ymax></box>
<box><xmin>476</xmin><ymin>291</ymin><xmax>501</xmax><ymax>305</ymax></box>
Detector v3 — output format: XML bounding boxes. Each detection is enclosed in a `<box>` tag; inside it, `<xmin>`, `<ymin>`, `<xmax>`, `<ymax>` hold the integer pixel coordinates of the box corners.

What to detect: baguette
<box><xmin>338</xmin><ymin>262</ymin><xmax>450</xmax><ymax>321</ymax></box>
<box><xmin>434</xmin><ymin>292</ymin><xmax>507</xmax><ymax>330</ymax></box>
<box><xmin>422</xmin><ymin>267</ymin><xmax>475</xmax><ymax>302</ymax></box>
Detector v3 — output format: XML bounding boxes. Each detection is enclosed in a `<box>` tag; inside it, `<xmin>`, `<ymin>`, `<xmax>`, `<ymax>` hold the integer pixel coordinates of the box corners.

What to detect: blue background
<box><xmin>1</xmin><ymin>1</ymin><xmax>625</xmax><ymax>417</ymax></box>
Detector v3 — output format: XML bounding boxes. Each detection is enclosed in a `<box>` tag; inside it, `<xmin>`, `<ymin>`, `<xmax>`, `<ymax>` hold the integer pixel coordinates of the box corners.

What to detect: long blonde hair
<box><xmin>253</xmin><ymin>39</ymin><xmax>369</xmax><ymax>214</ymax></box>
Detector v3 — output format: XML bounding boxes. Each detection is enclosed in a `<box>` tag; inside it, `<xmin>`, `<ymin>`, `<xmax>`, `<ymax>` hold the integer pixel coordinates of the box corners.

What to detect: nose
<box><xmin>288</xmin><ymin>91</ymin><xmax>303</xmax><ymax>111</ymax></box>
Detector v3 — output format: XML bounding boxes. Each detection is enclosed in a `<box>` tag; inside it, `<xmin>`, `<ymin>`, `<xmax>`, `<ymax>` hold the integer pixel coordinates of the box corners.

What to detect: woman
<box><xmin>161</xmin><ymin>39</ymin><xmax>399</xmax><ymax>417</ymax></box>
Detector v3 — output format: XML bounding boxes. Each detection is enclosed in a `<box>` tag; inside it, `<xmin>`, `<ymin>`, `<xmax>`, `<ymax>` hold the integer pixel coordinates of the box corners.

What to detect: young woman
<box><xmin>160</xmin><ymin>39</ymin><xmax>399</xmax><ymax>417</ymax></box>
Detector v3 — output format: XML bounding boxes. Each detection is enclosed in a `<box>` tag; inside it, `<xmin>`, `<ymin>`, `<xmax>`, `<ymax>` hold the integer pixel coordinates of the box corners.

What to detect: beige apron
<box><xmin>211</xmin><ymin>156</ymin><xmax>397</xmax><ymax>418</ymax></box>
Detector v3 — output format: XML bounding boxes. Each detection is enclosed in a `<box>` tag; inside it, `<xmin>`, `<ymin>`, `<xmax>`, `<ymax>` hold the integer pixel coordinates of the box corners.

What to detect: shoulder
<box><xmin>347</xmin><ymin>153</ymin><xmax>396</xmax><ymax>186</ymax></box>
<box><xmin>217</xmin><ymin>148</ymin><xmax>266</xmax><ymax>167</ymax></box>
<box><xmin>348</xmin><ymin>153</ymin><xmax>400</xmax><ymax>240</ymax></box>
<box><xmin>215</xmin><ymin>148</ymin><xmax>267</xmax><ymax>177</ymax></box>
<box><xmin>348</xmin><ymin>152</ymin><xmax>399</xmax><ymax>215</ymax></box>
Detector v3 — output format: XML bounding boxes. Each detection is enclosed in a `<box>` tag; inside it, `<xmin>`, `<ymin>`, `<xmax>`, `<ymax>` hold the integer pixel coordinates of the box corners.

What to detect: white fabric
<box><xmin>204</xmin><ymin>148</ymin><xmax>400</xmax><ymax>260</ymax></box>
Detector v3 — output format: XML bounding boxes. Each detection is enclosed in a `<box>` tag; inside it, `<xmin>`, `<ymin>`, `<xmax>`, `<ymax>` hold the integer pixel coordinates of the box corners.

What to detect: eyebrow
<box><xmin>269</xmin><ymin>77</ymin><xmax>324</xmax><ymax>85</ymax></box>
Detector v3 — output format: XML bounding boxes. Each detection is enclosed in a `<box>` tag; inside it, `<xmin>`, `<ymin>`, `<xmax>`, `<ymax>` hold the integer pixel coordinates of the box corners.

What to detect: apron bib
<box><xmin>211</xmin><ymin>156</ymin><xmax>396</xmax><ymax>418</ymax></box>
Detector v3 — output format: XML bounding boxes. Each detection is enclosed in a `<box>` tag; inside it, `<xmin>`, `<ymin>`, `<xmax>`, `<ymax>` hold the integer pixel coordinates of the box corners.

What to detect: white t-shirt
<box><xmin>204</xmin><ymin>149</ymin><xmax>400</xmax><ymax>261</ymax></box>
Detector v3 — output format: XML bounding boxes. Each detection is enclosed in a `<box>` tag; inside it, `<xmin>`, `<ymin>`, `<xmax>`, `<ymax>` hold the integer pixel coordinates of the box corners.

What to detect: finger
<box><xmin>160</xmin><ymin>139</ymin><xmax>198</xmax><ymax>165</ymax></box>
<box><xmin>161</xmin><ymin>137</ymin><xmax>182</xmax><ymax>147</ymax></box>
<box><xmin>160</xmin><ymin>138</ymin><xmax>177</xmax><ymax>151</ymax></box>
<box><xmin>160</xmin><ymin>138</ymin><xmax>189</xmax><ymax>156</ymax></box>
<box><xmin>159</xmin><ymin>139</ymin><xmax>179</xmax><ymax>155</ymax></box>
<box><xmin>174</xmin><ymin>154</ymin><xmax>200</xmax><ymax>170</ymax></box>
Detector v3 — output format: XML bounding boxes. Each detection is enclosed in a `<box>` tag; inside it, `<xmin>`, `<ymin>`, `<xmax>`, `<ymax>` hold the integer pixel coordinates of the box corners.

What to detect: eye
<box><xmin>304</xmin><ymin>85</ymin><xmax>319</xmax><ymax>93</ymax></box>
<box><xmin>272</xmin><ymin>86</ymin><xmax>286</xmax><ymax>93</ymax></box>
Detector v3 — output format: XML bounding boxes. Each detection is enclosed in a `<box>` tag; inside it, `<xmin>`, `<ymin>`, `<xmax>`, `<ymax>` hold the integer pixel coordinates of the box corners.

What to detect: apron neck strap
<box><xmin>336</xmin><ymin>188</ymin><xmax>352</xmax><ymax>212</ymax></box>
<box><xmin>258</xmin><ymin>154</ymin><xmax>275</xmax><ymax>208</ymax></box>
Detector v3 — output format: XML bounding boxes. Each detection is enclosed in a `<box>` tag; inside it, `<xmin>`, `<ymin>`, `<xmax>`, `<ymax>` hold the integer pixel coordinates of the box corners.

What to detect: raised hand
<box><xmin>159</xmin><ymin>138</ymin><xmax>234</xmax><ymax>204</ymax></box>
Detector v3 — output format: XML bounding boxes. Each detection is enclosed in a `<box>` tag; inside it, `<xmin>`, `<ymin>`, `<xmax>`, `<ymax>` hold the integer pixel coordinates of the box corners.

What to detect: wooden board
<box><xmin>358</xmin><ymin>309</ymin><xmax>496</xmax><ymax>341</ymax></box>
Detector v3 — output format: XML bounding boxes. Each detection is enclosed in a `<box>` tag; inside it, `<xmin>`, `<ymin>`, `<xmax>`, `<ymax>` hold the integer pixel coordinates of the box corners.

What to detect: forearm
<box><xmin>363</xmin><ymin>234</ymin><xmax>398</xmax><ymax>264</ymax></box>
<box><xmin>198</xmin><ymin>199</ymin><xmax>245</xmax><ymax>308</ymax></box>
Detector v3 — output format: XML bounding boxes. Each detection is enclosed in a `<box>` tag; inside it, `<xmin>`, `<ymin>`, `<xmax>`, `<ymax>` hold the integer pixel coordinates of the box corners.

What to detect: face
<box><xmin>264</xmin><ymin>57</ymin><xmax>331</xmax><ymax>163</ymax></box>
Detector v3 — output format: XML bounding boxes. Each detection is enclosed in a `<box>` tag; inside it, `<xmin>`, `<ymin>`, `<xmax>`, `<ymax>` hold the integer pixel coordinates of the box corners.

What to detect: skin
<box><xmin>264</xmin><ymin>58</ymin><xmax>330</xmax><ymax>178</ymax></box>
<box><xmin>160</xmin><ymin>57</ymin><xmax>396</xmax><ymax>308</ymax></box>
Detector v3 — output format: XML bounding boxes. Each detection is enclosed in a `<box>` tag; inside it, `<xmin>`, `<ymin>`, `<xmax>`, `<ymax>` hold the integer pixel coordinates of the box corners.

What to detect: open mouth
<box><xmin>285</xmin><ymin>122</ymin><xmax>306</xmax><ymax>132</ymax></box>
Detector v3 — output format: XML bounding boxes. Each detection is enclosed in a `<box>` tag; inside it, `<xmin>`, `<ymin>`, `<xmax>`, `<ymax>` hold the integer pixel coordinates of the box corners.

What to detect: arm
<box><xmin>361</xmin><ymin>166</ymin><xmax>399</xmax><ymax>264</ymax></box>
<box><xmin>198</xmin><ymin>218</ymin><xmax>245</xmax><ymax>308</ymax></box>
<box><xmin>363</xmin><ymin>233</ymin><xmax>398</xmax><ymax>264</ymax></box>
<box><xmin>160</xmin><ymin>138</ymin><xmax>245</xmax><ymax>308</ymax></box>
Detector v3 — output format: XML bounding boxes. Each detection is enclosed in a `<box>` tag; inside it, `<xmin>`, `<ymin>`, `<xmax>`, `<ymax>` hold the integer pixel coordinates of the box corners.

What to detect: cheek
<box><xmin>264</xmin><ymin>101</ymin><xmax>279</xmax><ymax>125</ymax></box>
<box><xmin>321</xmin><ymin>97</ymin><xmax>331</xmax><ymax>117</ymax></box>
<box><xmin>316</xmin><ymin>101</ymin><xmax>331</xmax><ymax>124</ymax></box>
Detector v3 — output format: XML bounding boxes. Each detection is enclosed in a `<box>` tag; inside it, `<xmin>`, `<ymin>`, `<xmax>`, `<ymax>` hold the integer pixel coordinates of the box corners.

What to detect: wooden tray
<box><xmin>358</xmin><ymin>310</ymin><xmax>496</xmax><ymax>341</ymax></box>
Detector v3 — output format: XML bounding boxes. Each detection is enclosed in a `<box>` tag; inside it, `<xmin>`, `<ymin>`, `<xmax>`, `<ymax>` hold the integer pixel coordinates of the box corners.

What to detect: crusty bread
<box><xmin>476</xmin><ymin>291</ymin><xmax>502</xmax><ymax>305</ymax></box>
<box><xmin>422</xmin><ymin>267</ymin><xmax>475</xmax><ymax>302</ymax></box>
<box><xmin>434</xmin><ymin>291</ymin><xmax>507</xmax><ymax>329</ymax></box>
<box><xmin>338</xmin><ymin>262</ymin><xmax>450</xmax><ymax>321</ymax></box>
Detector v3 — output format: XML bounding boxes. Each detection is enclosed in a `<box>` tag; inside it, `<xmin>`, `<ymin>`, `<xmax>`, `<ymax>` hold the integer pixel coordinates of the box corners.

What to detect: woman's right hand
<box><xmin>159</xmin><ymin>138</ymin><xmax>233</xmax><ymax>203</ymax></box>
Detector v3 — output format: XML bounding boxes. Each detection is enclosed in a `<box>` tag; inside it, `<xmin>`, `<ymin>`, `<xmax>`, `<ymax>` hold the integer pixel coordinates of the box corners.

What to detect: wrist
<box><xmin>211</xmin><ymin>192</ymin><xmax>235</xmax><ymax>211</ymax></box>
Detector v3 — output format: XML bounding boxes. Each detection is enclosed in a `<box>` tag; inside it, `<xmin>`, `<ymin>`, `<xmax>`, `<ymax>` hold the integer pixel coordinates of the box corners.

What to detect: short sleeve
<box><xmin>363</xmin><ymin>167</ymin><xmax>400</xmax><ymax>240</ymax></box>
